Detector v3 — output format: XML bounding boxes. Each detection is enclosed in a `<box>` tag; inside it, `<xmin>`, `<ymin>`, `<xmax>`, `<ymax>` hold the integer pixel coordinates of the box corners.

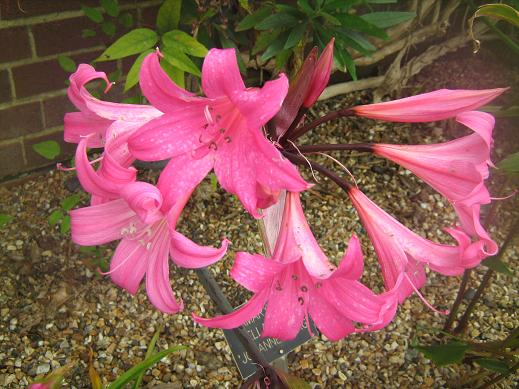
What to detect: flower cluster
<box><xmin>65</xmin><ymin>40</ymin><xmax>505</xmax><ymax>340</ymax></box>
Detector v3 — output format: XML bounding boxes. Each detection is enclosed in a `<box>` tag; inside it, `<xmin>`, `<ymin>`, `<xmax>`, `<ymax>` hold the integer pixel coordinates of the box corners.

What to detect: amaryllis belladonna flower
<box><xmin>194</xmin><ymin>192</ymin><xmax>398</xmax><ymax>341</ymax></box>
<box><xmin>128</xmin><ymin>49</ymin><xmax>310</xmax><ymax>216</ymax></box>
<box><xmin>373</xmin><ymin>111</ymin><xmax>497</xmax><ymax>254</ymax></box>
<box><xmin>348</xmin><ymin>187</ymin><xmax>487</xmax><ymax>304</ymax></box>
<box><xmin>352</xmin><ymin>88</ymin><xmax>506</xmax><ymax>122</ymax></box>
<box><xmin>71</xmin><ymin>177</ymin><xmax>229</xmax><ymax>314</ymax></box>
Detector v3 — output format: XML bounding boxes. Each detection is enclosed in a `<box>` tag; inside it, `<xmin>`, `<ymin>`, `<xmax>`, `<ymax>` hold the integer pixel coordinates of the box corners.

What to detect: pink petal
<box><xmin>230</xmin><ymin>252</ymin><xmax>286</xmax><ymax>292</ymax></box>
<box><xmin>127</xmin><ymin>112</ymin><xmax>207</xmax><ymax>161</ymax></box>
<box><xmin>201</xmin><ymin>48</ymin><xmax>245</xmax><ymax>99</ymax></box>
<box><xmin>331</xmin><ymin>234</ymin><xmax>364</xmax><ymax>280</ymax></box>
<box><xmin>139</xmin><ymin>51</ymin><xmax>206</xmax><ymax>113</ymax></box>
<box><xmin>145</xmin><ymin>224</ymin><xmax>183</xmax><ymax>314</ymax></box>
<box><xmin>261</xmin><ymin>268</ymin><xmax>305</xmax><ymax>341</ymax></box>
<box><xmin>193</xmin><ymin>290</ymin><xmax>268</xmax><ymax>329</ymax></box>
<box><xmin>70</xmin><ymin>199</ymin><xmax>139</xmax><ymax>245</ymax></box>
<box><xmin>456</xmin><ymin>111</ymin><xmax>495</xmax><ymax>150</ymax></box>
<box><xmin>170</xmin><ymin>232</ymin><xmax>230</xmax><ymax>268</ymax></box>
<box><xmin>120</xmin><ymin>182</ymin><xmax>164</xmax><ymax>224</ymax></box>
<box><xmin>68</xmin><ymin>64</ymin><xmax>110</xmax><ymax>112</ymax></box>
<box><xmin>157</xmin><ymin>152</ymin><xmax>214</xmax><ymax>211</ymax></box>
<box><xmin>214</xmin><ymin>127</ymin><xmax>309</xmax><ymax>218</ymax></box>
<box><xmin>64</xmin><ymin>112</ymin><xmax>111</xmax><ymax>147</ymax></box>
<box><xmin>110</xmin><ymin>238</ymin><xmax>148</xmax><ymax>294</ymax></box>
<box><xmin>307</xmin><ymin>287</ymin><xmax>355</xmax><ymax>341</ymax></box>
<box><xmin>353</xmin><ymin>88</ymin><xmax>507</xmax><ymax>122</ymax></box>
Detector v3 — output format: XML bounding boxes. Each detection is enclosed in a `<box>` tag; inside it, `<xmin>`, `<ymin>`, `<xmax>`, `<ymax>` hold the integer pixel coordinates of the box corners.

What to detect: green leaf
<box><xmin>107</xmin><ymin>346</ymin><xmax>187</xmax><ymax>389</ymax></box>
<box><xmin>101</xmin><ymin>0</ymin><xmax>119</xmax><ymax>17</ymax></box>
<box><xmin>162</xmin><ymin>30</ymin><xmax>208</xmax><ymax>57</ymax></box>
<box><xmin>96</xmin><ymin>28</ymin><xmax>158</xmax><ymax>61</ymax></box>
<box><xmin>482</xmin><ymin>256</ymin><xmax>512</xmax><ymax>276</ymax></box>
<box><xmin>124</xmin><ymin>50</ymin><xmax>153</xmax><ymax>92</ymax></box>
<box><xmin>361</xmin><ymin>11</ymin><xmax>416</xmax><ymax>29</ymax></box>
<box><xmin>473</xmin><ymin>4</ymin><xmax>519</xmax><ymax>28</ymax></box>
<box><xmin>334</xmin><ymin>46</ymin><xmax>356</xmax><ymax>79</ymax></box>
<box><xmin>162</xmin><ymin>48</ymin><xmax>201</xmax><ymax>76</ymax></box>
<box><xmin>209</xmin><ymin>173</ymin><xmax>218</xmax><ymax>190</ymax></box>
<box><xmin>239</xmin><ymin>0</ymin><xmax>250</xmax><ymax>12</ymax></box>
<box><xmin>60</xmin><ymin>215</ymin><xmax>71</xmax><ymax>234</ymax></box>
<box><xmin>156</xmin><ymin>0</ymin><xmax>182</xmax><ymax>34</ymax></box>
<box><xmin>118</xmin><ymin>12</ymin><xmax>133</xmax><ymax>29</ymax></box>
<box><xmin>414</xmin><ymin>342</ymin><xmax>470</xmax><ymax>366</ymax></box>
<box><xmin>61</xmin><ymin>194</ymin><xmax>82</xmax><ymax>211</ymax></box>
<box><xmin>32</xmin><ymin>140</ymin><xmax>61</xmax><ymax>160</ymax></box>
<box><xmin>216</xmin><ymin>31</ymin><xmax>247</xmax><ymax>75</ymax></box>
<box><xmin>82</xmin><ymin>28</ymin><xmax>97</xmax><ymax>38</ymax></box>
<box><xmin>284</xmin><ymin>22</ymin><xmax>306</xmax><ymax>49</ymax></box>
<box><xmin>160</xmin><ymin>59</ymin><xmax>185</xmax><ymax>88</ymax></box>
<box><xmin>335</xmin><ymin>14</ymin><xmax>388</xmax><ymax>39</ymax></box>
<box><xmin>133</xmin><ymin>326</ymin><xmax>163</xmax><ymax>389</ymax></box>
<box><xmin>297</xmin><ymin>0</ymin><xmax>315</xmax><ymax>16</ymax></box>
<box><xmin>260</xmin><ymin>30</ymin><xmax>291</xmax><ymax>61</ymax></box>
<box><xmin>498</xmin><ymin>151</ymin><xmax>519</xmax><ymax>175</ymax></box>
<box><xmin>275</xmin><ymin>48</ymin><xmax>292</xmax><ymax>69</ymax></box>
<box><xmin>319</xmin><ymin>11</ymin><xmax>342</xmax><ymax>26</ymax></box>
<box><xmin>338</xmin><ymin>30</ymin><xmax>376</xmax><ymax>52</ymax></box>
<box><xmin>253</xmin><ymin>29</ymin><xmax>282</xmax><ymax>55</ymax></box>
<box><xmin>121</xmin><ymin>95</ymin><xmax>142</xmax><ymax>104</ymax></box>
<box><xmin>58</xmin><ymin>55</ymin><xmax>76</xmax><ymax>72</ymax></box>
<box><xmin>102</xmin><ymin>20</ymin><xmax>116</xmax><ymax>36</ymax></box>
<box><xmin>276</xmin><ymin>368</ymin><xmax>312</xmax><ymax>388</ymax></box>
<box><xmin>256</xmin><ymin>13</ymin><xmax>300</xmax><ymax>30</ymax></box>
<box><xmin>79</xmin><ymin>246</ymin><xmax>97</xmax><ymax>253</ymax></box>
<box><xmin>236</xmin><ymin>6</ymin><xmax>272</xmax><ymax>31</ymax></box>
<box><xmin>475</xmin><ymin>358</ymin><xmax>510</xmax><ymax>374</ymax></box>
<box><xmin>49</xmin><ymin>210</ymin><xmax>64</xmax><ymax>226</ymax></box>
<box><xmin>0</xmin><ymin>214</ymin><xmax>13</xmax><ymax>227</ymax></box>
<box><xmin>366</xmin><ymin>0</ymin><xmax>397</xmax><ymax>3</ymax></box>
<box><xmin>82</xmin><ymin>6</ymin><xmax>104</xmax><ymax>23</ymax></box>
<box><xmin>109</xmin><ymin>68</ymin><xmax>122</xmax><ymax>82</ymax></box>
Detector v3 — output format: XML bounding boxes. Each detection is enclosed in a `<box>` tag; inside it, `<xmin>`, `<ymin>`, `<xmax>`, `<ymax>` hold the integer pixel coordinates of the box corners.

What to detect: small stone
<box><xmin>36</xmin><ymin>363</ymin><xmax>51</xmax><ymax>375</ymax></box>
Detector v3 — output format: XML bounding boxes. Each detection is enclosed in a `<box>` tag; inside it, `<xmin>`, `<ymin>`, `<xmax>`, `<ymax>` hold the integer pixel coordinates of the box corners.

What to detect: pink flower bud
<box><xmin>303</xmin><ymin>38</ymin><xmax>334</xmax><ymax>108</ymax></box>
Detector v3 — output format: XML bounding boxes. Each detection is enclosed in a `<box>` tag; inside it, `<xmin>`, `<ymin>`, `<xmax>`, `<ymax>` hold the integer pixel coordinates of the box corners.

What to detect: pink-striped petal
<box><xmin>230</xmin><ymin>252</ymin><xmax>286</xmax><ymax>292</ymax></box>
<box><xmin>110</xmin><ymin>238</ymin><xmax>148</xmax><ymax>294</ymax></box>
<box><xmin>63</xmin><ymin>112</ymin><xmax>110</xmax><ymax>146</ymax></box>
<box><xmin>169</xmin><ymin>232</ymin><xmax>230</xmax><ymax>268</ymax></box>
<box><xmin>121</xmin><ymin>182</ymin><xmax>164</xmax><ymax>224</ymax></box>
<box><xmin>201</xmin><ymin>48</ymin><xmax>245</xmax><ymax>99</ymax></box>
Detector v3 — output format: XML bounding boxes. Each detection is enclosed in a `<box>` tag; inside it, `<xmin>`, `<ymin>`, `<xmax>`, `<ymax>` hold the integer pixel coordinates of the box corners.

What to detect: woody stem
<box><xmin>288</xmin><ymin>108</ymin><xmax>353</xmax><ymax>141</ymax></box>
<box><xmin>296</xmin><ymin>143</ymin><xmax>374</xmax><ymax>153</ymax></box>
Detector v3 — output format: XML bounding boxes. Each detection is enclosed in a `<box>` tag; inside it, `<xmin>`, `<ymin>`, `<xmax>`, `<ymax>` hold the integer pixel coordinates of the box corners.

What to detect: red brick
<box><xmin>32</xmin><ymin>17</ymin><xmax>100</xmax><ymax>57</ymax></box>
<box><xmin>0</xmin><ymin>70</ymin><xmax>12</xmax><ymax>103</ymax></box>
<box><xmin>11</xmin><ymin>50</ymin><xmax>116</xmax><ymax>98</ymax></box>
<box><xmin>0</xmin><ymin>0</ymin><xmax>97</xmax><ymax>20</ymax></box>
<box><xmin>0</xmin><ymin>102</ymin><xmax>42</xmax><ymax>140</ymax></box>
<box><xmin>0</xmin><ymin>140</ymin><xmax>25</xmax><ymax>178</ymax></box>
<box><xmin>24</xmin><ymin>131</ymin><xmax>76</xmax><ymax>169</ymax></box>
<box><xmin>43</xmin><ymin>94</ymin><xmax>75</xmax><ymax>128</ymax></box>
<box><xmin>0</xmin><ymin>27</ymin><xmax>31</xmax><ymax>63</ymax></box>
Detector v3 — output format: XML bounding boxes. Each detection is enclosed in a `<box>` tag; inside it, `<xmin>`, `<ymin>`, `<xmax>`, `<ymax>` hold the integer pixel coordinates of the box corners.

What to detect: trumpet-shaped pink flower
<box><xmin>373</xmin><ymin>111</ymin><xmax>497</xmax><ymax>254</ymax></box>
<box><xmin>128</xmin><ymin>49</ymin><xmax>309</xmax><ymax>216</ymax></box>
<box><xmin>194</xmin><ymin>192</ymin><xmax>398</xmax><ymax>341</ymax></box>
<box><xmin>71</xmin><ymin>178</ymin><xmax>230</xmax><ymax>314</ymax></box>
<box><xmin>352</xmin><ymin>88</ymin><xmax>506</xmax><ymax>122</ymax></box>
<box><xmin>348</xmin><ymin>188</ymin><xmax>488</xmax><ymax>303</ymax></box>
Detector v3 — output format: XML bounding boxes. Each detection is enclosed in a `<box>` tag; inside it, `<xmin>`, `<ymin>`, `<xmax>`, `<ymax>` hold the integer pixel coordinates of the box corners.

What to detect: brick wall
<box><xmin>0</xmin><ymin>0</ymin><xmax>161</xmax><ymax>179</ymax></box>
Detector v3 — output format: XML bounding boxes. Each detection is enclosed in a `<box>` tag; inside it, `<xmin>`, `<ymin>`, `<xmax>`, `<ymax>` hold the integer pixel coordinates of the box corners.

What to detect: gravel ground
<box><xmin>1</xmin><ymin>48</ymin><xmax>518</xmax><ymax>388</ymax></box>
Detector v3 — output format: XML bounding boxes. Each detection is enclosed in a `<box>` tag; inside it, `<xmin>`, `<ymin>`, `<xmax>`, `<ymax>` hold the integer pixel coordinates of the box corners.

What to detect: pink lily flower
<box><xmin>352</xmin><ymin>88</ymin><xmax>506</xmax><ymax>122</ymax></box>
<box><xmin>373</xmin><ymin>111</ymin><xmax>497</xmax><ymax>255</ymax></box>
<box><xmin>194</xmin><ymin>192</ymin><xmax>398</xmax><ymax>341</ymax></box>
<box><xmin>303</xmin><ymin>38</ymin><xmax>335</xmax><ymax>108</ymax></box>
<box><xmin>71</xmin><ymin>179</ymin><xmax>230</xmax><ymax>314</ymax></box>
<box><xmin>348</xmin><ymin>187</ymin><xmax>488</xmax><ymax>303</ymax></box>
<box><xmin>128</xmin><ymin>49</ymin><xmax>310</xmax><ymax>217</ymax></box>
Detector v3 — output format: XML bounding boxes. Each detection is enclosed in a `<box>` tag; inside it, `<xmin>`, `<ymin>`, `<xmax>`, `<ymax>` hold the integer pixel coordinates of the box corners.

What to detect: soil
<box><xmin>0</xmin><ymin>45</ymin><xmax>518</xmax><ymax>388</ymax></box>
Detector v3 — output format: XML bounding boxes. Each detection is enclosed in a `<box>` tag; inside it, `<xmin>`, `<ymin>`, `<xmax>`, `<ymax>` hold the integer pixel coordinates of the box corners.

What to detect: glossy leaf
<box><xmin>107</xmin><ymin>346</ymin><xmax>187</xmax><ymax>389</ymax></box>
<box><xmin>58</xmin><ymin>55</ymin><xmax>76</xmax><ymax>72</ymax></box>
<box><xmin>49</xmin><ymin>209</ymin><xmax>64</xmax><ymax>226</ymax></box>
<box><xmin>0</xmin><ymin>214</ymin><xmax>13</xmax><ymax>227</ymax></box>
<box><xmin>61</xmin><ymin>215</ymin><xmax>71</xmax><ymax>234</ymax></box>
<box><xmin>284</xmin><ymin>22</ymin><xmax>306</xmax><ymax>49</ymax></box>
<box><xmin>61</xmin><ymin>194</ymin><xmax>82</xmax><ymax>211</ymax></box>
<box><xmin>475</xmin><ymin>358</ymin><xmax>511</xmax><ymax>374</ymax></box>
<box><xmin>101</xmin><ymin>0</ymin><xmax>119</xmax><ymax>17</ymax></box>
<box><xmin>96</xmin><ymin>28</ymin><xmax>158</xmax><ymax>61</ymax></box>
<box><xmin>260</xmin><ymin>30</ymin><xmax>291</xmax><ymax>61</ymax></box>
<box><xmin>160</xmin><ymin>58</ymin><xmax>185</xmax><ymax>89</ymax></box>
<box><xmin>82</xmin><ymin>6</ymin><xmax>104</xmax><ymax>23</ymax></box>
<box><xmin>237</xmin><ymin>6</ymin><xmax>272</xmax><ymax>31</ymax></box>
<box><xmin>497</xmin><ymin>151</ymin><xmax>519</xmax><ymax>175</ymax></box>
<box><xmin>133</xmin><ymin>326</ymin><xmax>163</xmax><ymax>389</ymax></box>
<box><xmin>125</xmin><ymin>50</ymin><xmax>153</xmax><ymax>92</ymax></box>
<box><xmin>336</xmin><ymin>14</ymin><xmax>388</xmax><ymax>39</ymax></box>
<box><xmin>276</xmin><ymin>48</ymin><xmax>292</xmax><ymax>69</ymax></box>
<box><xmin>252</xmin><ymin>29</ymin><xmax>282</xmax><ymax>55</ymax></box>
<box><xmin>82</xmin><ymin>28</ymin><xmax>97</xmax><ymax>38</ymax></box>
<box><xmin>102</xmin><ymin>20</ymin><xmax>116</xmax><ymax>36</ymax></box>
<box><xmin>162</xmin><ymin>48</ymin><xmax>201</xmax><ymax>76</ymax></box>
<box><xmin>482</xmin><ymin>256</ymin><xmax>512</xmax><ymax>276</ymax></box>
<box><xmin>297</xmin><ymin>0</ymin><xmax>315</xmax><ymax>16</ymax></box>
<box><xmin>162</xmin><ymin>30</ymin><xmax>208</xmax><ymax>57</ymax></box>
<box><xmin>361</xmin><ymin>11</ymin><xmax>416</xmax><ymax>29</ymax></box>
<box><xmin>32</xmin><ymin>140</ymin><xmax>61</xmax><ymax>160</ymax></box>
<box><xmin>157</xmin><ymin>0</ymin><xmax>182</xmax><ymax>33</ymax></box>
<box><xmin>414</xmin><ymin>342</ymin><xmax>470</xmax><ymax>366</ymax></box>
<box><xmin>118</xmin><ymin>12</ymin><xmax>133</xmax><ymax>28</ymax></box>
<box><xmin>472</xmin><ymin>4</ymin><xmax>519</xmax><ymax>28</ymax></box>
<box><xmin>256</xmin><ymin>12</ymin><xmax>300</xmax><ymax>30</ymax></box>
